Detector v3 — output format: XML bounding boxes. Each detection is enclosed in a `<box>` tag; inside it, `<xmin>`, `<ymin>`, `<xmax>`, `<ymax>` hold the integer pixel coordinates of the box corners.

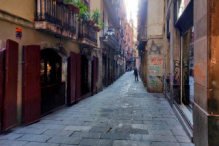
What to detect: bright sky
<box><xmin>124</xmin><ymin>0</ymin><xmax>138</xmax><ymax>28</ymax></box>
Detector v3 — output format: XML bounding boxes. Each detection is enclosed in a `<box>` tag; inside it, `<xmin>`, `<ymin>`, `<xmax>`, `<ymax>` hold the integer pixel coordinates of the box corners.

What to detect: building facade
<box><xmin>138</xmin><ymin>0</ymin><xmax>219</xmax><ymax>145</ymax></box>
<box><xmin>0</xmin><ymin>0</ymin><xmax>126</xmax><ymax>131</ymax></box>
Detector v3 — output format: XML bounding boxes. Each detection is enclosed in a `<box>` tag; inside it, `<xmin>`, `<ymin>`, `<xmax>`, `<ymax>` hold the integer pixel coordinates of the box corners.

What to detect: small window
<box><xmin>41</xmin><ymin>49</ymin><xmax>62</xmax><ymax>85</ymax></box>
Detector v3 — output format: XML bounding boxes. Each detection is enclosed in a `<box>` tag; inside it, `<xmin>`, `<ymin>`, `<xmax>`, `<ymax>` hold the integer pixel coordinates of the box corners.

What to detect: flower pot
<box><xmin>89</xmin><ymin>20</ymin><xmax>94</xmax><ymax>26</ymax></box>
<box><xmin>95</xmin><ymin>27</ymin><xmax>101</xmax><ymax>32</ymax></box>
<box><xmin>66</xmin><ymin>4</ymin><xmax>74</xmax><ymax>12</ymax></box>
<box><xmin>72</xmin><ymin>5</ymin><xmax>80</xmax><ymax>14</ymax></box>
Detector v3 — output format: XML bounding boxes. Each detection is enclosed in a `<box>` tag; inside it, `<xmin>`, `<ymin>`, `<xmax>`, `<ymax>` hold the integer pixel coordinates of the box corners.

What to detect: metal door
<box><xmin>67</xmin><ymin>52</ymin><xmax>77</xmax><ymax>105</ymax></box>
<box><xmin>0</xmin><ymin>50</ymin><xmax>5</xmax><ymax>130</ymax></box>
<box><xmin>3</xmin><ymin>40</ymin><xmax>18</xmax><ymax>131</ymax></box>
<box><xmin>76</xmin><ymin>53</ymin><xmax>81</xmax><ymax>101</ymax></box>
<box><xmin>22</xmin><ymin>45</ymin><xmax>41</xmax><ymax>125</ymax></box>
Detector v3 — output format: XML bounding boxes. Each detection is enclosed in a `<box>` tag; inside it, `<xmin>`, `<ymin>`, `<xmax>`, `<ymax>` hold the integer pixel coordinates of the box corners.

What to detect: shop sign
<box><xmin>16</xmin><ymin>27</ymin><xmax>22</xmax><ymax>39</ymax></box>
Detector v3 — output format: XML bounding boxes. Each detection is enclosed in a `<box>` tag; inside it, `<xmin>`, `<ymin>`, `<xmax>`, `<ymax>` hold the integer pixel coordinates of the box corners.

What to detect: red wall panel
<box><xmin>22</xmin><ymin>45</ymin><xmax>41</xmax><ymax>125</ymax></box>
<box><xmin>67</xmin><ymin>52</ymin><xmax>77</xmax><ymax>105</ymax></box>
<box><xmin>0</xmin><ymin>51</ymin><xmax>5</xmax><ymax>130</ymax></box>
<box><xmin>3</xmin><ymin>40</ymin><xmax>18</xmax><ymax>131</ymax></box>
<box><xmin>76</xmin><ymin>53</ymin><xmax>81</xmax><ymax>101</ymax></box>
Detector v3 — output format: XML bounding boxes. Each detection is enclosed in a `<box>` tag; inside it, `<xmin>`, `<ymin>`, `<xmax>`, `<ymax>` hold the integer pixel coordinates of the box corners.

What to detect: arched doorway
<box><xmin>40</xmin><ymin>49</ymin><xmax>65</xmax><ymax>115</ymax></box>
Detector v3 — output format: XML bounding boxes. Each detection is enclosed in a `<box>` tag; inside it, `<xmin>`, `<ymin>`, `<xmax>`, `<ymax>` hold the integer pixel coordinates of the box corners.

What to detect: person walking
<box><xmin>134</xmin><ymin>68</ymin><xmax>138</xmax><ymax>81</ymax></box>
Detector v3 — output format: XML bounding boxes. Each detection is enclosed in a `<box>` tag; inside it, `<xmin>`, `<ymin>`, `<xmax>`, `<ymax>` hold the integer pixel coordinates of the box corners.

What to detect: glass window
<box><xmin>41</xmin><ymin>49</ymin><xmax>62</xmax><ymax>85</ymax></box>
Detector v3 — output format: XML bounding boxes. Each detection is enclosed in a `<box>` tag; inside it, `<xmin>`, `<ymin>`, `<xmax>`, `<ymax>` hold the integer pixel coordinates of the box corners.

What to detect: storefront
<box><xmin>40</xmin><ymin>49</ymin><xmax>66</xmax><ymax>115</ymax></box>
<box><xmin>171</xmin><ymin>0</ymin><xmax>193</xmax><ymax>136</ymax></box>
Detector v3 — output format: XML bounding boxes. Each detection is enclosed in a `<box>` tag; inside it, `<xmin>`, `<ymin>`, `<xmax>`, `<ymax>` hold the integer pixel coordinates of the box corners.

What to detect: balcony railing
<box><xmin>35</xmin><ymin>0</ymin><xmax>76</xmax><ymax>36</ymax></box>
<box><xmin>78</xmin><ymin>21</ymin><xmax>97</xmax><ymax>44</ymax></box>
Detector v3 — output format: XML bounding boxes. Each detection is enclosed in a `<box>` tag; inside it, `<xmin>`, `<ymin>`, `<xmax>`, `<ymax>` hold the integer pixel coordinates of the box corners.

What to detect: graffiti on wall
<box><xmin>150</xmin><ymin>66</ymin><xmax>160</xmax><ymax>71</ymax></box>
<box><xmin>173</xmin><ymin>60</ymin><xmax>180</xmax><ymax>84</ymax></box>
<box><xmin>151</xmin><ymin>57</ymin><xmax>163</xmax><ymax>65</ymax></box>
<box><xmin>149</xmin><ymin>41</ymin><xmax>162</xmax><ymax>55</ymax></box>
<box><xmin>149</xmin><ymin>76</ymin><xmax>163</xmax><ymax>87</ymax></box>
<box><xmin>183</xmin><ymin>60</ymin><xmax>189</xmax><ymax>84</ymax></box>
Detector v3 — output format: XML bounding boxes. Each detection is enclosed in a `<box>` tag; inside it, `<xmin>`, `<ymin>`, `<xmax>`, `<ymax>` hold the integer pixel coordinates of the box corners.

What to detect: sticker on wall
<box><xmin>16</xmin><ymin>27</ymin><xmax>22</xmax><ymax>39</ymax></box>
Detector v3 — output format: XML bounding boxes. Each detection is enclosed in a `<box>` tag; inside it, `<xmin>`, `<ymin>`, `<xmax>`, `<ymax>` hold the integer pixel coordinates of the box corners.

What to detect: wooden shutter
<box><xmin>67</xmin><ymin>52</ymin><xmax>77</xmax><ymax>105</ymax></box>
<box><xmin>3</xmin><ymin>40</ymin><xmax>18</xmax><ymax>131</ymax></box>
<box><xmin>0</xmin><ymin>50</ymin><xmax>5</xmax><ymax>130</ymax></box>
<box><xmin>22</xmin><ymin>45</ymin><xmax>41</xmax><ymax>125</ymax></box>
<box><xmin>76</xmin><ymin>53</ymin><xmax>81</xmax><ymax>101</ymax></box>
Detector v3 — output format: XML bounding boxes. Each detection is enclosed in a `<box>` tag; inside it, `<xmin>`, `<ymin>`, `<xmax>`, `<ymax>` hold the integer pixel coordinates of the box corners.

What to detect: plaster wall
<box><xmin>0</xmin><ymin>19</ymin><xmax>79</xmax><ymax>125</ymax></box>
<box><xmin>147</xmin><ymin>0</ymin><xmax>164</xmax><ymax>37</ymax></box>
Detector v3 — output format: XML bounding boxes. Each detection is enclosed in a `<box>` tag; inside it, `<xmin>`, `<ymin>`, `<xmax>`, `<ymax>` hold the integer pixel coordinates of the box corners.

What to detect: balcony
<box><xmin>103</xmin><ymin>0</ymin><xmax>120</xmax><ymax>28</ymax></box>
<box><xmin>102</xmin><ymin>33</ymin><xmax>119</xmax><ymax>50</ymax></box>
<box><xmin>78</xmin><ymin>21</ymin><xmax>97</xmax><ymax>48</ymax></box>
<box><xmin>35</xmin><ymin>0</ymin><xmax>76</xmax><ymax>39</ymax></box>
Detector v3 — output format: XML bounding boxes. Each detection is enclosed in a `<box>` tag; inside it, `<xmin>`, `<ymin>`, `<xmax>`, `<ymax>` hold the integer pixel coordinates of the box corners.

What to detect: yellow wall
<box><xmin>0</xmin><ymin>19</ymin><xmax>80</xmax><ymax>125</ymax></box>
<box><xmin>0</xmin><ymin>0</ymin><xmax>36</xmax><ymax>21</ymax></box>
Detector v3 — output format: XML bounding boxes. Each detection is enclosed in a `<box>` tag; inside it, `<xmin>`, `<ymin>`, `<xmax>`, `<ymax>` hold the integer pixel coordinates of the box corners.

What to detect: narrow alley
<box><xmin>0</xmin><ymin>72</ymin><xmax>193</xmax><ymax>146</ymax></box>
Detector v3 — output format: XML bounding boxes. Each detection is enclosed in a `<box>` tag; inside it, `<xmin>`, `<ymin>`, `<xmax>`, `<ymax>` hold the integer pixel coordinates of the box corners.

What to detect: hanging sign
<box><xmin>16</xmin><ymin>27</ymin><xmax>22</xmax><ymax>39</ymax></box>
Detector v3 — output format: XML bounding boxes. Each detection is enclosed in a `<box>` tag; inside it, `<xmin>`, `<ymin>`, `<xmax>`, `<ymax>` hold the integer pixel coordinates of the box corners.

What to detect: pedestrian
<box><xmin>134</xmin><ymin>68</ymin><xmax>138</xmax><ymax>81</ymax></box>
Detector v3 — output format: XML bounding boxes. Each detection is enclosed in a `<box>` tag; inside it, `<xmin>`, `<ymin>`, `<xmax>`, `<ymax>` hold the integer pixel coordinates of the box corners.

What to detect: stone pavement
<box><xmin>0</xmin><ymin>72</ymin><xmax>194</xmax><ymax>146</ymax></box>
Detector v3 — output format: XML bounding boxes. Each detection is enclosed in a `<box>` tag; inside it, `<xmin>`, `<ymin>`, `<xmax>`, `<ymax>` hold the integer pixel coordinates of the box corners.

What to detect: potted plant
<box><xmin>77</xmin><ymin>2</ymin><xmax>90</xmax><ymax>24</ymax></box>
<box><xmin>64</xmin><ymin>0</ymin><xmax>80</xmax><ymax>14</ymax></box>
<box><xmin>94</xmin><ymin>21</ymin><xmax>104</xmax><ymax>32</ymax></box>
<box><xmin>88</xmin><ymin>18</ymin><xmax>94</xmax><ymax>26</ymax></box>
<box><xmin>92</xmin><ymin>9</ymin><xmax>101</xmax><ymax>25</ymax></box>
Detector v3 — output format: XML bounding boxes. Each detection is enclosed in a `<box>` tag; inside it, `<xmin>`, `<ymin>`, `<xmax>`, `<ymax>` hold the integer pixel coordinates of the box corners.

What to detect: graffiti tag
<box><xmin>151</xmin><ymin>57</ymin><xmax>163</xmax><ymax>65</ymax></box>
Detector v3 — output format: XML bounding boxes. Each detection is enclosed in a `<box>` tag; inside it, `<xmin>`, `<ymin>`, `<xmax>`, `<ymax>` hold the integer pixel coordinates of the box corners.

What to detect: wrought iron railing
<box><xmin>35</xmin><ymin>0</ymin><xmax>76</xmax><ymax>34</ymax></box>
<box><xmin>78</xmin><ymin>21</ymin><xmax>97</xmax><ymax>43</ymax></box>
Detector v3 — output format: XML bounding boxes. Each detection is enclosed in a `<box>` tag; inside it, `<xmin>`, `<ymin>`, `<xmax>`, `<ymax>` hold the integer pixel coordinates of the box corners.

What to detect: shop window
<box><xmin>41</xmin><ymin>49</ymin><xmax>62</xmax><ymax>85</ymax></box>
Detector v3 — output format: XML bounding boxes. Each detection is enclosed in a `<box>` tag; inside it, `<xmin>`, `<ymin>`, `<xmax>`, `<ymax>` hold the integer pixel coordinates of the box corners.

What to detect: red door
<box><xmin>22</xmin><ymin>45</ymin><xmax>41</xmax><ymax>125</ymax></box>
<box><xmin>76</xmin><ymin>53</ymin><xmax>81</xmax><ymax>101</ymax></box>
<box><xmin>67</xmin><ymin>52</ymin><xmax>77</xmax><ymax>105</ymax></box>
<box><xmin>3</xmin><ymin>40</ymin><xmax>18</xmax><ymax>131</ymax></box>
<box><xmin>0</xmin><ymin>50</ymin><xmax>5</xmax><ymax>130</ymax></box>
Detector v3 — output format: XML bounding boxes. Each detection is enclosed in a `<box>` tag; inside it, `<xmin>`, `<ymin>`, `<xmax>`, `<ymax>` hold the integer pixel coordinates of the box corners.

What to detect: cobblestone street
<box><xmin>0</xmin><ymin>72</ymin><xmax>194</xmax><ymax>146</ymax></box>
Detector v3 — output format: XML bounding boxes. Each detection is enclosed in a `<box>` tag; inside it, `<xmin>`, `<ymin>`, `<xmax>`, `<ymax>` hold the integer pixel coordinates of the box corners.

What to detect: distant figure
<box><xmin>134</xmin><ymin>68</ymin><xmax>138</xmax><ymax>81</ymax></box>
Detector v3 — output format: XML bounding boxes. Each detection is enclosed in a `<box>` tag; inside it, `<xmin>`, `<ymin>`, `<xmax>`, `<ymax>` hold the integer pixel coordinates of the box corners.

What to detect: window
<box><xmin>41</xmin><ymin>49</ymin><xmax>62</xmax><ymax>85</ymax></box>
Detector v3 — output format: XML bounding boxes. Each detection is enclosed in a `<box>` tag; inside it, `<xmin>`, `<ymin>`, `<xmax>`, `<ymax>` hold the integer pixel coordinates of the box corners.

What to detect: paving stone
<box><xmin>142</xmin><ymin>135</ymin><xmax>178</xmax><ymax>142</ymax></box>
<box><xmin>0</xmin><ymin>133</ymin><xmax>24</xmax><ymax>140</ymax></box>
<box><xmin>0</xmin><ymin>140</ymin><xmax>28</xmax><ymax>146</ymax></box>
<box><xmin>89</xmin><ymin>126</ymin><xmax>112</xmax><ymax>133</ymax></box>
<box><xmin>64</xmin><ymin>126</ymin><xmax>92</xmax><ymax>131</ymax></box>
<box><xmin>71</xmin><ymin>131</ymin><xmax>102</xmax><ymax>139</ymax></box>
<box><xmin>79</xmin><ymin>139</ymin><xmax>113</xmax><ymax>146</ymax></box>
<box><xmin>175</xmin><ymin>135</ymin><xmax>191</xmax><ymax>143</ymax></box>
<box><xmin>151</xmin><ymin>142</ymin><xmax>180</xmax><ymax>146</ymax></box>
<box><xmin>14</xmin><ymin>127</ymin><xmax>47</xmax><ymax>134</ymax></box>
<box><xmin>148</xmin><ymin>130</ymin><xmax>173</xmax><ymax>135</ymax></box>
<box><xmin>42</xmin><ymin>129</ymin><xmax>74</xmax><ymax>137</ymax></box>
<box><xmin>171</xmin><ymin>129</ymin><xmax>187</xmax><ymax>136</ymax></box>
<box><xmin>100</xmin><ymin>132</ymin><xmax>130</xmax><ymax>140</ymax></box>
<box><xmin>113</xmin><ymin>140</ymin><xmax>151</xmax><ymax>146</ymax></box>
<box><xmin>17</xmin><ymin>134</ymin><xmax>52</xmax><ymax>142</ymax></box>
<box><xmin>180</xmin><ymin>143</ymin><xmax>195</xmax><ymax>146</ymax></box>
<box><xmin>24</xmin><ymin>142</ymin><xmax>59</xmax><ymax>146</ymax></box>
<box><xmin>48</xmin><ymin>136</ymin><xmax>82</xmax><ymax>145</ymax></box>
<box><xmin>0</xmin><ymin>73</ymin><xmax>193</xmax><ymax>146</ymax></box>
